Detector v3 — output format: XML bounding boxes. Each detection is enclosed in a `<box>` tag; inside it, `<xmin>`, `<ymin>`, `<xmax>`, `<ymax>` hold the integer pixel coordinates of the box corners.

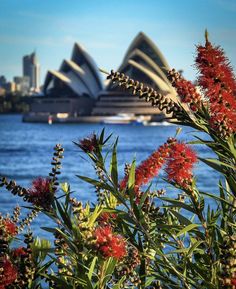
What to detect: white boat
<box><xmin>102</xmin><ymin>113</ymin><xmax>136</xmax><ymax>124</ymax></box>
<box><xmin>144</xmin><ymin>120</ymin><xmax>173</xmax><ymax>126</ymax></box>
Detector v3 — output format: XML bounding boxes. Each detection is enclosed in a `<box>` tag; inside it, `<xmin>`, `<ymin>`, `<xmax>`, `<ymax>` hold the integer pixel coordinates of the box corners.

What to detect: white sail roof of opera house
<box><xmin>44</xmin><ymin>42</ymin><xmax>103</xmax><ymax>99</ymax></box>
<box><xmin>122</xmin><ymin>32</ymin><xmax>170</xmax><ymax>71</ymax></box>
<box><xmin>107</xmin><ymin>32</ymin><xmax>176</xmax><ymax>95</ymax></box>
<box><xmin>120</xmin><ymin>49</ymin><xmax>172</xmax><ymax>89</ymax></box>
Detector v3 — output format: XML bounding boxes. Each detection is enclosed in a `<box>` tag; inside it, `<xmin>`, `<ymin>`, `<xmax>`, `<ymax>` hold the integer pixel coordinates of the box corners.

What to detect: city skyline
<box><xmin>0</xmin><ymin>0</ymin><xmax>235</xmax><ymax>84</ymax></box>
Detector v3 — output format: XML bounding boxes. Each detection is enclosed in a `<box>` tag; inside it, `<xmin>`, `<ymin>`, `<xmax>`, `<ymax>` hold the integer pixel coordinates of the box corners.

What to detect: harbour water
<box><xmin>0</xmin><ymin>114</ymin><xmax>219</xmax><ymax>239</ymax></box>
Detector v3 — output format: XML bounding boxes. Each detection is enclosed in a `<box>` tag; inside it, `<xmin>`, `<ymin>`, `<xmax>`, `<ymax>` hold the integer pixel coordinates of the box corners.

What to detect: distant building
<box><xmin>4</xmin><ymin>81</ymin><xmax>16</xmax><ymax>93</ymax></box>
<box><xmin>14</xmin><ymin>76</ymin><xmax>30</xmax><ymax>95</ymax></box>
<box><xmin>25</xmin><ymin>32</ymin><xmax>182</xmax><ymax>122</ymax></box>
<box><xmin>0</xmin><ymin>87</ymin><xmax>6</xmax><ymax>97</ymax></box>
<box><xmin>0</xmin><ymin>75</ymin><xmax>7</xmax><ymax>88</ymax></box>
<box><xmin>23</xmin><ymin>52</ymin><xmax>40</xmax><ymax>91</ymax></box>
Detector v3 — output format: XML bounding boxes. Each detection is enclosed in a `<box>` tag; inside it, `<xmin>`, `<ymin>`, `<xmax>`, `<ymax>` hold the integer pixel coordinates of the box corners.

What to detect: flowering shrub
<box><xmin>0</xmin><ymin>33</ymin><xmax>236</xmax><ymax>289</ymax></box>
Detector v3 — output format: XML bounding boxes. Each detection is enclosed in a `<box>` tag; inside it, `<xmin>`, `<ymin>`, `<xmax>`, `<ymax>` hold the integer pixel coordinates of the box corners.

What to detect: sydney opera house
<box><xmin>24</xmin><ymin>32</ymin><xmax>179</xmax><ymax>123</ymax></box>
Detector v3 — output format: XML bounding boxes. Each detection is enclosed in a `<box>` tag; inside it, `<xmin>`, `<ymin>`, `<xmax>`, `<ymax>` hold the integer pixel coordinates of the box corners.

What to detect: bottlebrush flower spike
<box><xmin>94</xmin><ymin>226</ymin><xmax>126</xmax><ymax>259</ymax></box>
<box><xmin>0</xmin><ymin>217</ymin><xmax>18</xmax><ymax>239</ymax></box>
<box><xmin>196</xmin><ymin>31</ymin><xmax>236</xmax><ymax>94</ymax></box>
<box><xmin>168</xmin><ymin>69</ymin><xmax>203</xmax><ymax>112</ymax></box>
<box><xmin>120</xmin><ymin>138</ymin><xmax>176</xmax><ymax>192</ymax></box>
<box><xmin>79</xmin><ymin>133</ymin><xmax>98</xmax><ymax>153</ymax></box>
<box><xmin>3</xmin><ymin>218</ymin><xmax>18</xmax><ymax>237</ymax></box>
<box><xmin>106</xmin><ymin>70</ymin><xmax>183</xmax><ymax>118</ymax></box>
<box><xmin>12</xmin><ymin>247</ymin><xmax>27</xmax><ymax>258</ymax></box>
<box><xmin>95</xmin><ymin>226</ymin><xmax>113</xmax><ymax>244</ymax></box>
<box><xmin>27</xmin><ymin>177</ymin><xmax>53</xmax><ymax>210</ymax></box>
<box><xmin>231</xmin><ymin>278</ymin><xmax>236</xmax><ymax>286</ymax></box>
<box><xmin>165</xmin><ymin>142</ymin><xmax>197</xmax><ymax>188</ymax></box>
<box><xmin>0</xmin><ymin>258</ymin><xmax>18</xmax><ymax>288</ymax></box>
<box><xmin>196</xmin><ymin>32</ymin><xmax>236</xmax><ymax>137</ymax></box>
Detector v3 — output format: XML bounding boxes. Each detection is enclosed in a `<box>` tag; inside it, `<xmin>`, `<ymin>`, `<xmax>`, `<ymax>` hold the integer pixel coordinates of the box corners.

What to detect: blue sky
<box><xmin>0</xmin><ymin>0</ymin><xmax>235</xmax><ymax>84</ymax></box>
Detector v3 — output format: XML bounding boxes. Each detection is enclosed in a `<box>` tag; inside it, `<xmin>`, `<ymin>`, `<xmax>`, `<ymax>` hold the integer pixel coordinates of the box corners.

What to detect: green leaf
<box><xmin>166</xmin><ymin>248</ymin><xmax>189</xmax><ymax>255</ymax></box>
<box><xmin>226</xmin><ymin>175</ymin><xmax>236</xmax><ymax>196</ymax></box>
<box><xmin>138</xmin><ymin>233</ymin><xmax>146</xmax><ymax>287</ymax></box>
<box><xmin>199</xmin><ymin>190</ymin><xmax>235</xmax><ymax>208</ymax></box>
<box><xmin>41</xmin><ymin>227</ymin><xmax>56</xmax><ymax>233</ymax></box>
<box><xmin>77</xmin><ymin>175</ymin><xmax>114</xmax><ymax>192</ymax></box>
<box><xmin>176</xmin><ymin>224</ymin><xmax>200</xmax><ymax>237</ymax></box>
<box><xmin>198</xmin><ymin>157</ymin><xmax>236</xmax><ymax>172</ymax></box>
<box><xmin>138</xmin><ymin>187</ymin><xmax>151</xmax><ymax>209</ymax></box>
<box><xmin>99</xmin><ymin>128</ymin><xmax>105</xmax><ymax>144</ymax></box>
<box><xmin>102</xmin><ymin>258</ymin><xmax>117</xmax><ymax>285</ymax></box>
<box><xmin>55</xmin><ymin>199</ymin><xmax>72</xmax><ymax>230</ymax></box>
<box><xmin>61</xmin><ymin>182</ymin><xmax>69</xmax><ymax>193</ymax></box>
<box><xmin>101</xmin><ymin>130</ymin><xmax>113</xmax><ymax>145</ymax></box>
<box><xmin>31</xmin><ymin>238</ymin><xmax>52</xmax><ymax>263</ymax></box>
<box><xmin>228</xmin><ymin>136</ymin><xmax>236</xmax><ymax>158</ymax></box>
<box><xmin>112</xmin><ymin>276</ymin><xmax>126</xmax><ymax>289</ymax></box>
<box><xmin>87</xmin><ymin>205</ymin><xmax>102</xmax><ymax>227</ymax></box>
<box><xmin>110</xmin><ymin>137</ymin><xmax>118</xmax><ymax>187</ymax></box>
<box><xmin>187</xmin><ymin>240</ymin><xmax>204</xmax><ymax>256</ymax></box>
<box><xmin>169</xmin><ymin>210</ymin><xmax>193</xmax><ymax>226</ymax></box>
<box><xmin>128</xmin><ymin>159</ymin><xmax>136</xmax><ymax>189</ymax></box>
<box><xmin>87</xmin><ymin>256</ymin><xmax>97</xmax><ymax>280</ymax></box>
<box><xmin>160</xmin><ymin>197</ymin><xmax>196</xmax><ymax>214</ymax></box>
<box><xmin>144</xmin><ymin>276</ymin><xmax>156</xmax><ymax>287</ymax></box>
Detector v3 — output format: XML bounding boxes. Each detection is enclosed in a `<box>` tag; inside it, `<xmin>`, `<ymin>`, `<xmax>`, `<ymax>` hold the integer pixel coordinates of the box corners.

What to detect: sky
<box><xmin>0</xmin><ymin>0</ymin><xmax>235</xmax><ymax>85</ymax></box>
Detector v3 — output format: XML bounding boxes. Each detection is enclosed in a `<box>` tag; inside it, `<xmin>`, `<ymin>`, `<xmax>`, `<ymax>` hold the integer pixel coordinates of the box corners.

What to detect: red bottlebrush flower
<box><xmin>100</xmin><ymin>235</ymin><xmax>127</xmax><ymax>259</ymax></box>
<box><xmin>12</xmin><ymin>247</ymin><xmax>27</xmax><ymax>258</ymax></box>
<box><xmin>95</xmin><ymin>226</ymin><xmax>113</xmax><ymax>244</ymax></box>
<box><xmin>166</xmin><ymin>142</ymin><xmax>197</xmax><ymax>188</ymax></box>
<box><xmin>196</xmin><ymin>40</ymin><xmax>236</xmax><ymax>94</ymax></box>
<box><xmin>0</xmin><ymin>258</ymin><xmax>18</xmax><ymax>288</ymax></box>
<box><xmin>231</xmin><ymin>279</ymin><xmax>236</xmax><ymax>286</ymax></box>
<box><xmin>94</xmin><ymin>226</ymin><xmax>126</xmax><ymax>260</ymax></box>
<box><xmin>79</xmin><ymin>134</ymin><xmax>98</xmax><ymax>153</ymax></box>
<box><xmin>120</xmin><ymin>138</ymin><xmax>176</xmax><ymax>192</ymax></box>
<box><xmin>3</xmin><ymin>219</ymin><xmax>17</xmax><ymax>237</ymax></box>
<box><xmin>196</xmin><ymin>37</ymin><xmax>236</xmax><ymax>136</ymax></box>
<box><xmin>28</xmin><ymin>177</ymin><xmax>53</xmax><ymax>210</ymax></box>
<box><xmin>168</xmin><ymin>69</ymin><xmax>202</xmax><ymax>112</ymax></box>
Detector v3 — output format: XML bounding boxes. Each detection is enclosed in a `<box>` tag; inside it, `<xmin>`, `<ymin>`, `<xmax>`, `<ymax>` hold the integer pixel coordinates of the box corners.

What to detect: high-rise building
<box><xmin>23</xmin><ymin>52</ymin><xmax>40</xmax><ymax>91</ymax></box>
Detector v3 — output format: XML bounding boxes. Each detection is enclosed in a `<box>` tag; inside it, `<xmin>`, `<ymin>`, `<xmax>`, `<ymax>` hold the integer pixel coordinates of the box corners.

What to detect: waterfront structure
<box><xmin>25</xmin><ymin>32</ymin><xmax>180</xmax><ymax>123</ymax></box>
<box><xmin>23</xmin><ymin>52</ymin><xmax>40</xmax><ymax>91</ymax></box>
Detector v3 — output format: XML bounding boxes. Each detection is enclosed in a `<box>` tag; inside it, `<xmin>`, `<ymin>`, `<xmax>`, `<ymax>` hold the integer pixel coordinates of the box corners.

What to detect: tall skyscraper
<box><xmin>23</xmin><ymin>52</ymin><xmax>40</xmax><ymax>91</ymax></box>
